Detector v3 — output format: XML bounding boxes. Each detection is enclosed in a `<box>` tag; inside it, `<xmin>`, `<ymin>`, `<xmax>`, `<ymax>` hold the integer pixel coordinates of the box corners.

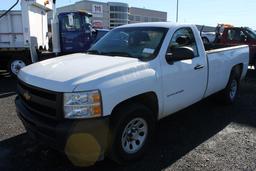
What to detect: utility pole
<box><xmin>176</xmin><ymin>0</ymin><xmax>179</xmax><ymax>22</ymax></box>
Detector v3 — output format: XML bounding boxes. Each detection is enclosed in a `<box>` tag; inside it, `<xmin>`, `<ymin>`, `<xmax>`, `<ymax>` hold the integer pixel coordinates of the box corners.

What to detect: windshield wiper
<box><xmin>101</xmin><ymin>51</ymin><xmax>134</xmax><ymax>58</ymax></box>
<box><xmin>87</xmin><ymin>50</ymin><xmax>140</xmax><ymax>59</ymax></box>
<box><xmin>87</xmin><ymin>50</ymin><xmax>101</xmax><ymax>55</ymax></box>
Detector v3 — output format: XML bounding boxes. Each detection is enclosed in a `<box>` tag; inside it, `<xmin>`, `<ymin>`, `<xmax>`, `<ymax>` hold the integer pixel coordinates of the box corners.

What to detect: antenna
<box><xmin>176</xmin><ymin>0</ymin><xmax>179</xmax><ymax>22</ymax></box>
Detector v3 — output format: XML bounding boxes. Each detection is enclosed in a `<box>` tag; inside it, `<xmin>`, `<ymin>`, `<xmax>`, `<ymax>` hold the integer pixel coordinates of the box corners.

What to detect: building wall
<box><xmin>48</xmin><ymin>0</ymin><xmax>167</xmax><ymax>29</ymax></box>
<box><xmin>129</xmin><ymin>7</ymin><xmax>167</xmax><ymax>24</ymax></box>
<box><xmin>108</xmin><ymin>2</ymin><xmax>129</xmax><ymax>29</ymax></box>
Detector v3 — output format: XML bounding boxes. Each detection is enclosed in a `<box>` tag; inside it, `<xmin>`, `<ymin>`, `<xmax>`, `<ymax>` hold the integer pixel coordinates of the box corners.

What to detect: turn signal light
<box><xmin>92</xmin><ymin>105</ymin><xmax>102</xmax><ymax>117</ymax></box>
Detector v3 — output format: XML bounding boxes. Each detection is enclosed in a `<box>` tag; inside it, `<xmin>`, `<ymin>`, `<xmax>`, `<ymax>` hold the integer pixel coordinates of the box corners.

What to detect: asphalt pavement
<box><xmin>0</xmin><ymin>69</ymin><xmax>256</xmax><ymax>171</ymax></box>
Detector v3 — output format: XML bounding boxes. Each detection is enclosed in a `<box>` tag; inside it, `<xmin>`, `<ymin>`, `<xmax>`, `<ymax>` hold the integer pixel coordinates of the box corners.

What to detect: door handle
<box><xmin>194</xmin><ymin>64</ymin><xmax>205</xmax><ymax>70</ymax></box>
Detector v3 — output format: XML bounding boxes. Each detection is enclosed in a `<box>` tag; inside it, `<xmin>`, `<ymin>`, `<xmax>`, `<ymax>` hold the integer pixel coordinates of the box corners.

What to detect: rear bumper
<box><xmin>15</xmin><ymin>96</ymin><xmax>110</xmax><ymax>161</ymax></box>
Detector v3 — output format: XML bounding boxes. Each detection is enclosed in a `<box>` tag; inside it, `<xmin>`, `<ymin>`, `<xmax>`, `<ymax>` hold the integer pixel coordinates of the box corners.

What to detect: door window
<box><xmin>227</xmin><ymin>29</ymin><xmax>244</xmax><ymax>41</ymax></box>
<box><xmin>243</xmin><ymin>28</ymin><xmax>256</xmax><ymax>40</ymax></box>
<box><xmin>167</xmin><ymin>27</ymin><xmax>199</xmax><ymax>59</ymax></box>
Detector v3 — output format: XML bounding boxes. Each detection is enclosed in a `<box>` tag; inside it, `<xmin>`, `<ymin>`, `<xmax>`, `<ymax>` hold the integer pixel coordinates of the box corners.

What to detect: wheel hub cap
<box><xmin>11</xmin><ymin>60</ymin><xmax>26</xmax><ymax>75</ymax></box>
<box><xmin>121</xmin><ymin>118</ymin><xmax>148</xmax><ymax>154</ymax></box>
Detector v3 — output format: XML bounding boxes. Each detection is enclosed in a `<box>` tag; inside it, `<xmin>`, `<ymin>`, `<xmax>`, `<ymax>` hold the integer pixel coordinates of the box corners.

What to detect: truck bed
<box><xmin>204</xmin><ymin>44</ymin><xmax>249</xmax><ymax>97</ymax></box>
<box><xmin>0</xmin><ymin>10</ymin><xmax>26</xmax><ymax>48</ymax></box>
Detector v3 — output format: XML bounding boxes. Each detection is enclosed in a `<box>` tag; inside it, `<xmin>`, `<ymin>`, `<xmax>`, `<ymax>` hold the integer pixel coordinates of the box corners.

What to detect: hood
<box><xmin>18</xmin><ymin>53</ymin><xmax>140</xmax><ymax>92</ymax></box>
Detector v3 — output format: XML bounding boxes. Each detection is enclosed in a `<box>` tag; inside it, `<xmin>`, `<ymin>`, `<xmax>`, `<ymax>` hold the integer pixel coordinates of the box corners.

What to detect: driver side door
<box><xmin>161</xmin><ymin>27</ymin><xmax>208</xmax><ymax>117</ymax></box>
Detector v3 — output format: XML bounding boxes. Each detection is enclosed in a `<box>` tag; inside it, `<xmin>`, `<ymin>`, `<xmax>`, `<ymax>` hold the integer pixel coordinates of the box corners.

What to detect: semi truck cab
<box><xmin>58</xmin><ymin>11</ymin><xmax>93</xmax><ymax>53</ymax></box>
<box><xmin>0</xmin><ymin>1</ymin><xmax>107</xmax><ymax>76</ymax></box>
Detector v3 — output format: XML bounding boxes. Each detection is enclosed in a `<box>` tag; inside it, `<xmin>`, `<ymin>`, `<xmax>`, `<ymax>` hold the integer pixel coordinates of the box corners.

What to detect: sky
<box><xmin>1</xmin><ymin>0</ymin><xmax>256</xmax><ymax>29</ymax></box>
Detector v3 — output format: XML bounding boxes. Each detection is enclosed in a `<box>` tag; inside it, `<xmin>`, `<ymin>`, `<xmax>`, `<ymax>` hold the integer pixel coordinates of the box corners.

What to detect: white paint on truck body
<box><xmin>205</xmin><ymin>46</ymin><xmax>249</xmax><ymax>97</ymax></box>
<box><xmin>18</xmin><ymin>22</ymin><xmax>249</xmax><ymax>119</ymax></box>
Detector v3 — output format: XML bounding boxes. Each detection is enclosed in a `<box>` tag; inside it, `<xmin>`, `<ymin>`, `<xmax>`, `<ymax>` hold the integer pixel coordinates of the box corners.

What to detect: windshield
<box><xmin>244</xmin><ymin>28</ymin><xmax>256</xmax><ymax>40</ymax></box>
<box><xmin>61</xmin><ymin>14</ymin><xmax>81</xmax><ymax>32</ymax></box>
<box><xmin>84</xmin><ymin>15</ymin><xmax>91</xmax><ymax>24</ymax></box>
<box><xmin>88</xmin><ymin>27</ymin><xmax>168</xmax><ymax>60</ymax></box>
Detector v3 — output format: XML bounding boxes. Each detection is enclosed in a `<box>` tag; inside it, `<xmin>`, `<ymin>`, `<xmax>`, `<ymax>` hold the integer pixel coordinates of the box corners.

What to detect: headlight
<box><xmin>63</xmin><ymin>90</ymin><xmax>102</xmax><ymax>119</ymax></box>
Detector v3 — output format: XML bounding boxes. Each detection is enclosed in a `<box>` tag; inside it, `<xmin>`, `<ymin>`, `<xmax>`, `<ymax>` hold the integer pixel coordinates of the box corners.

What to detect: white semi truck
<box><xmin>16</xmin><ymin>22</ymin><xmax>249</xmax><ymax>165</ymax></box>
<box><xmin>0</xmin><ymin>0</ymin><xmax>98</xmax><ymax>76</ymax></box>
<box><xmin>0</xmin><ymin>0</ymin><xmax>54</xmax><ymax>76</ymax></box>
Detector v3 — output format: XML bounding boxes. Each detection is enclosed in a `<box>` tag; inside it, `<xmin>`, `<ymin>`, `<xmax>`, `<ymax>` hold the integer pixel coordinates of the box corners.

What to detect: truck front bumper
<box><xmin>15</xmin><ymin>96</ymin><xmax>110</xmax><ymax>163</ymax></box>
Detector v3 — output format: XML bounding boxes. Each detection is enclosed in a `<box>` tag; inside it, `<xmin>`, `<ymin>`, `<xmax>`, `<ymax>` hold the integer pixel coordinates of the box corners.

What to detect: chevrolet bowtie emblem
<box><xmin>23</xmin><ymin>91</ymin><xmax>31</xmax><ymax>101</ymax></box>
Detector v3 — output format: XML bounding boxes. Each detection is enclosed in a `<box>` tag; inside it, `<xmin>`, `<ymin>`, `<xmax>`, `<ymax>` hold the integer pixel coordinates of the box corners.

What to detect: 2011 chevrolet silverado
<box><xmin>15</xmin><ymin>22</ymin><xmax>249</xmax><ymax>165</ymax></box>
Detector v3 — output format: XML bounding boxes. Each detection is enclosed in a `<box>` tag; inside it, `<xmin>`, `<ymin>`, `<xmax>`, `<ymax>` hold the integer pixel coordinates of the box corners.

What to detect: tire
<box><xmin>202</xmin><ymin>37</ymin><xmax>210</xmax><ymax>44</ymax></box>
<box><xmin>7</xmin><ymin>57</ymin><xmax>29</xmax><ymax>77</ymax></box>
<box><xmin>108</xmin><ymin>103</ymin><xmax>156</xmax><ymax>164</ymax></box>
<box><xmin>218</xmin><ymin>70</ymin><xmax>240</xmax><ymax>105</ymax></box>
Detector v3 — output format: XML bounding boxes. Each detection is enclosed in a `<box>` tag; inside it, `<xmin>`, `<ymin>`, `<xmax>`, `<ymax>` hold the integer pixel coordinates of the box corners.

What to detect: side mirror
<box><xmin>166</xmin><ymin>47</ymin><xmax>195</xmax><ymax>64</ymax></box>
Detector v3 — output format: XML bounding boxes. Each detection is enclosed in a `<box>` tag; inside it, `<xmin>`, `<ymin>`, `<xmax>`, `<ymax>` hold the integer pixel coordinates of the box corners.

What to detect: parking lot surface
<box><xmin>0</xmin><ymin>69</ymin><xmax>256</xmax><ymax>171</ymax></box>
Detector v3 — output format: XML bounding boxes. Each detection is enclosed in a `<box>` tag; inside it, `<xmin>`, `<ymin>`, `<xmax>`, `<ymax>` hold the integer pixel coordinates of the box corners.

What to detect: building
<box><xmin>129</xmin><ymin>7</ymin><xmax>167</xmax><ymax>24</ymax></box>
<box><xmin>50</xmin><ymin>0</ymin><xmax>167</xmax><ymax>29</ymax></box>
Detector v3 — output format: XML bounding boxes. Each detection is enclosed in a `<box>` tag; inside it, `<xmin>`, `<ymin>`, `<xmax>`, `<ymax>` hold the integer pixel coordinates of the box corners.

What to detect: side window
<box><xmin>227</xmin><ymin>29</ymin><xmax>234</xmax><ymax>40</ymax></box>
<box><xmin>227</xmin><ymin>29</ymin><xmax>243</xmax><ymax>41</ymax></box>
<box><xmin>167</xmin><ymin>27</ymin><xmax>199</xmax><ymax>58</ymax></box>
<box><xmin>61</xmin><ymin>15</ymin><xmax>81</xmax><ymax>32</ymax></box>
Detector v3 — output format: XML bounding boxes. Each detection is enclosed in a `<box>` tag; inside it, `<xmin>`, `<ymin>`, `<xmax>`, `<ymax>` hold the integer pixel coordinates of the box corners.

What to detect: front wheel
<box><xmin>8</xmin><ymin>57</ymin><xmax>28</xmax><ymax>77</ymax></box>
<box><xmin>108</xmin><ymin>104</ymin><xmax>155</xmax><ymax>164</ymax></box>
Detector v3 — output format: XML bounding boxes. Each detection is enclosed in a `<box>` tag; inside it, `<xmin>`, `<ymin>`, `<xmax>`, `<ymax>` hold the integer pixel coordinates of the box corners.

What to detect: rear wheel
<box><xmin>8</xmin><ymin>57</ymin><xmax>28</xmax><ymax>77</ymax></box>
<box><xmin>108</xmin><ymin>104</ymin><xmax>155</xmax><ymax>164</ymax></box>
<box><xmin>218</xmin><ymin>70</ymin><xmax>240</xmax><ymax>104</ymax></box>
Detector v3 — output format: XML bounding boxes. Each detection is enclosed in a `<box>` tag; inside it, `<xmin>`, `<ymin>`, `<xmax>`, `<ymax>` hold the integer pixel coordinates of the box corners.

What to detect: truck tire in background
<box><xmin>108</xmin><ymin>103</ymin><xmax>156</xmax><ymax>164</ymax></box>
<box><xmin>8</xmin><ymin>56</ymin><xmax>29</xmax><ymax>77</ymax></box>
<box><xmin>218</xmin><ymin>67</ymin><xmax>241</xmax><ymax>104</ymax></box>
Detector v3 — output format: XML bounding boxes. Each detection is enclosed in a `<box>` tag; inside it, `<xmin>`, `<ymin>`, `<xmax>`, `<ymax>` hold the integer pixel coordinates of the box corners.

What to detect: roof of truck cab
<box><xmin>117</xmin><ymin>22</ymin><xmax>192</xmax><ymax>29</ymax></box>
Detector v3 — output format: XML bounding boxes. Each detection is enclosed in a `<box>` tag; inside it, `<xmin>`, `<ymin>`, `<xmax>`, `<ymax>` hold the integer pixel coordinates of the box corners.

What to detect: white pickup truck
<box><xmin>15</xmin><ymin>22</ymin><xmax>249</xmax><ymax>165</ymax></box>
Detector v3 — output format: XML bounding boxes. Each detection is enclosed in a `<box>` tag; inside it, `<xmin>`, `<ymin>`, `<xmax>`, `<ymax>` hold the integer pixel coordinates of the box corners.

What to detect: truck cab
<box><xmin>58</xmin><ymin>11</ymin><xmax>93</xmax><ymax>53</ymax></box>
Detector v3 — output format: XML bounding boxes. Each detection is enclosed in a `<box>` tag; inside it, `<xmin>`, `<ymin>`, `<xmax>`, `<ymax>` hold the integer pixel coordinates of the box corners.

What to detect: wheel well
<box><xmin>111</xmin><ymin>92</ymin><xmax>159</xmax><ymax>120</ymax></box>
<box><xmin>0</xmin><ymin>49</ymin><xmax>32</xmax><ymax>69</ymax></box>
<box><xmin>11</xmin><ymin>50</ymin><xmax>32</xmax><ymax>64</ymax></box>
<box><xmin>232</xmin><ymin>63</ymin><xmax>243</xmax><ymax>80</ymax></box>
